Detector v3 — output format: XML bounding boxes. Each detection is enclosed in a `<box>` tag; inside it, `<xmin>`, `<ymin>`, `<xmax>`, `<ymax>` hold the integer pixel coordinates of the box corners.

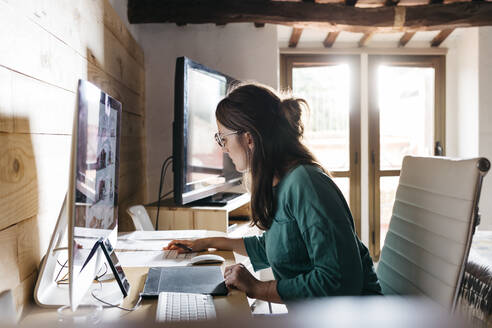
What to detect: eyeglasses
<box><xmin>214</xmin><ymin>131</ymin><xmax>240</xmax><ymax>148</ymax></box>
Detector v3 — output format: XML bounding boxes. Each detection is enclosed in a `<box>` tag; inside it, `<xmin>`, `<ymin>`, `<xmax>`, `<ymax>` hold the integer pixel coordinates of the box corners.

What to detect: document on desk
<box><xmin>116</xmin><ymin>239</ymin><xmax>173</xmax><ymax>251</ymax></box>
<box><xmin>116</xmin><ymin>250</ymin><xmax>198</xmax><ymax>267</ymax></box>
<box><xmin>118</xmin><ymin>230</ymin><xmax>226</xmax><ymax>241</ymax></box>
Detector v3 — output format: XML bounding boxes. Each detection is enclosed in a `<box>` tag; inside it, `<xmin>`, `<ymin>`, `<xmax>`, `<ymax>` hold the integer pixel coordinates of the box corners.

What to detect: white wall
<box><xmin>478</xmin><ymin>27</ymin><xmax>492</xmax><ymax>230</ymax></box>
<box><xmin>447</xmin><ymin>27</ymin><xmax>492</xmax><ymax>229</ymax></box>
<box><xmin>446</xmin><ymin>28</ymin><xmax>479</xmax><ymax>158</ymax></box>
<box><xmin>138</xmin><ymin>23</ymin><xmax>278</xmax><ymax>200</ymax></box>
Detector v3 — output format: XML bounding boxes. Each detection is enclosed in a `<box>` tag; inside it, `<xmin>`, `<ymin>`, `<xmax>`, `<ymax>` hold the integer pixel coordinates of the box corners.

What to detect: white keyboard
<box><xmin>156</xmin><ymin>292</ymin><xmax>216</xmax><ymax>322</ymax></box>
<box><xmin>163</xmin><ymin>250</ymin><xmax>196</xmax><ymax>259</ymax></box>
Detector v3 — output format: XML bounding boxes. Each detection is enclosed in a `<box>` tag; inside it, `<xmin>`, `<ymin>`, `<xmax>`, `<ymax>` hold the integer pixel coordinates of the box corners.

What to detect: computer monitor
<box><xmin>34</xmin><ymin>80</ymin><xmax>125</xmax><ymax>310</ymax></box>
<box><xmin>68</xmin><ymin>80</ymin><xmax>122</xmax><ymax>310</ymax></box>
<box><xmin>173</xmin><ymin>57</ymin><xmax>242</xmax><ymax>205</ymax></box>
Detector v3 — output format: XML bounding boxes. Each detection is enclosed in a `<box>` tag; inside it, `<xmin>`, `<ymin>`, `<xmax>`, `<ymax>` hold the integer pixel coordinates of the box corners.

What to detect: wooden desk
<box><xmin>21</xmin><ymin>250</ymin><xmax>251</xmax><ymax>324</ymax></box>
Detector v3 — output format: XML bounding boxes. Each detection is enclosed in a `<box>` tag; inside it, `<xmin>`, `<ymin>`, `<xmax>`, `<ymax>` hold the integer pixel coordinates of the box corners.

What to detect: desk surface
<box><xmin>21</xmin><ymin>250</ymin><xmax>251</xmax><ymax>324</ymax></box>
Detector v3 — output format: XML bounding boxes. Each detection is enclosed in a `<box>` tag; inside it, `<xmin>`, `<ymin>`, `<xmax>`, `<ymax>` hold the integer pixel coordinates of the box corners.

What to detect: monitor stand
<box><xmin>190</xmin><ymin>192</ymin><xmax>242</xmax><ymax>207</ymax></box>
<box><xmin>34</xmin><ymin>194</ymin><xmax>125</xmax><ymax>308</ymax></box>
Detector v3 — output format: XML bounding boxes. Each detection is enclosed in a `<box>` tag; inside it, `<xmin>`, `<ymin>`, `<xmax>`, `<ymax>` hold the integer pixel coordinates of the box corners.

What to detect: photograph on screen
<box><xmin>72</xmin><ymin>81</ymin><xmax>120</xmax><ymax>262</ymax></box>
<box><xmin>186</xmin><ymin>68</ymin><xmax>227</xmax><ymax>189</ymax></box>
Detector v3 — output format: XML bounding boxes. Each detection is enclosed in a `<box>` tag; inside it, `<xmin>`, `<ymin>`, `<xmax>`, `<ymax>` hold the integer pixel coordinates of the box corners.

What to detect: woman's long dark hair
<box><xmin>216</xmin><ymin>82</ymin><xmax>326</xmax><ymax>230</ymax></box>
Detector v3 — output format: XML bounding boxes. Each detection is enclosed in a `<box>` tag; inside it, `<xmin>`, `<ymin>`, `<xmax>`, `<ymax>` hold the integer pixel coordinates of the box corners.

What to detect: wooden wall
<box><xmin>0</xmin><ymin>0</ymin><xmax>146</xmax><ymax>315</ymax></box>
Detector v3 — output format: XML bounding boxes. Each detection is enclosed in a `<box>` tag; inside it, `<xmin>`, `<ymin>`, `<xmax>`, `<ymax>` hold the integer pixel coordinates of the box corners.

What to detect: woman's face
<box><xmin>216</xmin><ymin>121</ymin><xmax>251</xmax><ymax>173</ymax></box>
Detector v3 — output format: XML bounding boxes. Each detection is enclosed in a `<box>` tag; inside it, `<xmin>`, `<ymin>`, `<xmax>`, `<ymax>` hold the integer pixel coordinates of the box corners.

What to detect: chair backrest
<box><xmin>377</xmin><ymin>156</ymin><xmax>490</xmax><ymax>311</ymax></box>
<box><xmin>127</xmin><ymin>205</ymin><xmax>155</xmax><ymax>231</ymax></box>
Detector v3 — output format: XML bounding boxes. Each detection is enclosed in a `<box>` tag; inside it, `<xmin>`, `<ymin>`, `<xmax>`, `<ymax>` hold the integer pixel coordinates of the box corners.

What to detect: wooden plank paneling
<box><xmin>31</xmin><ymin>135</ymin><xmax>71</xmax><ymax>219</ymax></box>
<box><xmin>0</xmin><ymin>2</ymin><xmax>85</xmax><ymax>95</ymax></box>
<box><xmin>120</xmin><ymin>169</ymin><xmax>146</xmax><ymax>200</ymax></box>
<box><xmin>0</xmin><ymin>2</ymin><xmax>143</xmax><ymax>118</ymax></box>
<box><xmin>10</xmin><ymin>67</ymin><xmax>142</xmax><ymax>135</ymax></box>
<box><xmin>0</xmin><ymin>225</ymin><xmax>21</xmax><ymax>292</ymax></box>
<box><xmin>194</xmin><ymin>211</ymin><xmax>228</xmax><ymax>232</ymax></box>
<box><xmin>7</xmin><ymin>0</ymin><xmax>144</xmax><ymax>94</ymax></box>
<box><xmin>16</xmin><ymin>217</ymin><xmax>40</xmax><ymax>281</ymax></box>
<box><xmin>13</xmin><ymin>272</ymin><xmax>36</xmax><ymax>315</ymax></box>
<box><xmin>102</xmin><ymin>0</ymin><xmax>145</xmax><ymax>67</ymax></box>
<box><xmin>121</xmin><ymin>112</ymin><xmax>145</xmax><ymax>138</ymax></box>
<box><xmin>0</xmin><ymin>0</ymin><xmax>146</xmax><ymax>313</ymax></box>
<box><xmin>0</xmin><ymin>133</ymin><xmax>38</xmax><ymax>231</ymax></box>
<box><xmin>0</xmin><ymin>68</ymin><xmax>14</xmax><ymax>133</ymax></box>
<box><xmin>87</xmin><ymin>63</ymin><xmax>143</xmax><ymax>116</ymax></box>
<box><xmin>11</xmin><ymin>73</ymin><xmax>75</xmax><ymax>135</ymax></box>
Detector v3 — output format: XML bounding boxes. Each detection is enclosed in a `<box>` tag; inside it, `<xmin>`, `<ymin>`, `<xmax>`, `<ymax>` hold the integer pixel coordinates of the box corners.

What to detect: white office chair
<box><xmin>127</xmin><ymin>205</ymin><xmax>155</xmax><ymax>231</ymax></box>
<box><xmin>377</xmin><ymin>156</ymin><xmax>490</xmax><ymax>312</ymax></box>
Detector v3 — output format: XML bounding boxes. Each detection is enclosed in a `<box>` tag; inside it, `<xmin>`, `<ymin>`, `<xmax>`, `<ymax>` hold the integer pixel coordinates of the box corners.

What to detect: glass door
<box><xmin>368</xmin><ymin>55</ymin><xmax>445</xmax><ymax>260</ymax></box>
<box><xmin>281</xmin><ymin>55</ymin><xmax>361</xmax><ymax>235</ymax></box>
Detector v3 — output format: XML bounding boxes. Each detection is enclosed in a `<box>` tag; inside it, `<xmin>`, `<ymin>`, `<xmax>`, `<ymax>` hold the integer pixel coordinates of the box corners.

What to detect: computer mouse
<box><xmin>189</xmin><ymin>254</ymin><xmax>225</xmax><ymax>265</ymax></box>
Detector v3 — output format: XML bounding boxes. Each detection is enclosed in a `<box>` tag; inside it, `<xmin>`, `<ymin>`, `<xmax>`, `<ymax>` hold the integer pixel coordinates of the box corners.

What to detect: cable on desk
<box><xmin>91</xmin><ymin>280</ymin><xmax>143</xmax><ymax>312</ymax></box>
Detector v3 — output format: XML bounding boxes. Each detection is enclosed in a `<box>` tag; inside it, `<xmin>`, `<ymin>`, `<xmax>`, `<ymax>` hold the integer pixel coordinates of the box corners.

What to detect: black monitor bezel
<box><xmin>173</xmin><ymin>57</ymin><xmax>241</xmax><ymax>205</ymax></box>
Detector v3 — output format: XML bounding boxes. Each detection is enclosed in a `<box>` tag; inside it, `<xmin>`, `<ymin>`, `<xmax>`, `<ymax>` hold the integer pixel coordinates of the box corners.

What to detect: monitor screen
<box><xmin>69</xmin><ymin>79</ymin><xmax>121</xmax><ymax>310</ymax></box>
<box><xmin>174</xmin><ymin>57</ymin><xmax>241</xmax><ymax>205</ymax></box>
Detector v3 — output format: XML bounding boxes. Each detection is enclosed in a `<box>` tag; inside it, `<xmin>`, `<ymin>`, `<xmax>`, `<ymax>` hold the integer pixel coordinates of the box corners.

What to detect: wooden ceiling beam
<box><xmin>323</xmin><ymin>31</ymin><xmax>340</xmax><ymax>48</ymax></box>
<box><xmin>289</xmin><ymin>28</ymin><xmax>303</xmax><ymax>47</ymax></box>
<box><xmin>385</xmin><ymin>0</ymin><xmax>400</xmax><ymax>6</ymax></box>
<box><xmin>128</xmin><ymin>0</ymin><xmax>492</xmax><ymax>33</ymax></box>
<box><xmin>399</xmin><ymin>31</ymin><xmax>416</xmax><ymax>47</ymax></box>
<box><xmin>431</xmin><ymin>28</ymin><xmax>454</xmax><ymax>47</ymax></box>
<box><xmin>359</xmin><ymin>32</ymin><xmax>374</xmax><ymax>47</ymax></box>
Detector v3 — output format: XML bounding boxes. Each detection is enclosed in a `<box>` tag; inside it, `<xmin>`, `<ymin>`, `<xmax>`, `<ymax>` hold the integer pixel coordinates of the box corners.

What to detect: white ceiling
<box><xmin>277</xmin><ymin>25</ymin><xmax>466</xmax><ymax>48</ymax></box>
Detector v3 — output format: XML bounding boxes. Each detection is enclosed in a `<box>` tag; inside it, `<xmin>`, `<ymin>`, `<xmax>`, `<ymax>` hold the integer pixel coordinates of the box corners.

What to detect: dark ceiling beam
<box><xmin>398</xmin><ymin>31</ymin><xmax>416</xmax><ymax>47</ymax></box>
<box><xmin>431</xmin><ymin>28</ymin><xmax>454</xmax><ymax>47</ymax></box>
<box><xmin>127</xmin><ymin>0</ymin><xmax>492</xmax><ymax>33</ymax></box>
<box><xmin>385</xmin><ymin>0</ymin><xmax>400</xmax><ymax>6</ymax></box>
<box><xmin>359</xmin><ymin>32</ymin><xmax>374</xmax><ymax>47</ymax></box>
<box><xmin>289</xmin><ymin>28</ymin><xmax>303</xmax><ymax>47</ymax></box>
<box><xmin>323</xmin><ymin>31</ymin><xmax>340</xmax><ymax>48</ymax></box>
<box><xmin>345</xmin><ymin>0</ymin><xmax>358</xmax><ymax>6</ymax></box>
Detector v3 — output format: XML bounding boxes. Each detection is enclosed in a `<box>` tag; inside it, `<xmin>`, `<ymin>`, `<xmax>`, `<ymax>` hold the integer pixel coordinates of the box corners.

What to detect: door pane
<box><xmin>380</xmin><ymin>176</ymin><xmax>400</xmax><ymax>247</ymax></box>
<box><xmin>332</xmin><ymin>177</ymin><xmax>350</xmax><ymax>206</ymax></box>
<box><xmin>378</xmin><ymin>66</ymin><xmax>435</xmax><ymax>170</ymax></box>
<box><xmin>292</xmin><ymin>65</ymin><xmax>350</xmax><ymax>171</ymax></box>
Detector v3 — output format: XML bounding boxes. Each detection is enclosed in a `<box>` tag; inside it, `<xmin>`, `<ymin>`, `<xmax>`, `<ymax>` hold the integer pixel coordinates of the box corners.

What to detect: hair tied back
<box><xmin>279</xmin><ymin>97</ymin><xmax>309</xmax><ymax>138</ymax></box>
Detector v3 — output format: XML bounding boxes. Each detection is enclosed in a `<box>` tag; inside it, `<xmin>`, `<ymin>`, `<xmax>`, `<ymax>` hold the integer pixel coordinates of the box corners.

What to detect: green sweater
<box><xmin>243</xmin><ymin>165</ymin><xmax>381</xmax><ymax>301</ymax></box>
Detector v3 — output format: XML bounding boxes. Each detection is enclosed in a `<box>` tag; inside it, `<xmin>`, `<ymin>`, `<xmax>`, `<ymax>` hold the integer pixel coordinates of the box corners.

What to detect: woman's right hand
<box><xmin>163</xmin><ymin>238</ymin><xmax>209</xmax><ymax>253</ymax></box>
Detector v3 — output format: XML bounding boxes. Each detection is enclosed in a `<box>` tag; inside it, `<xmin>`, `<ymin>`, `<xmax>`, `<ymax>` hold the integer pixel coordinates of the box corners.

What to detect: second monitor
<box><xmin>173</xmin><ymin>57</ymin><xmax>242</xmax><ymax>206</ymax></box>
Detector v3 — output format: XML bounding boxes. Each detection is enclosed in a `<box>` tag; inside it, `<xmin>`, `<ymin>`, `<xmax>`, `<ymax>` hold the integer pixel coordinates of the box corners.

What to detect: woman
<box><xmin>165</xmin><ymin>82</ymin><xmax>381</xmax><ymax>304</ymax></box>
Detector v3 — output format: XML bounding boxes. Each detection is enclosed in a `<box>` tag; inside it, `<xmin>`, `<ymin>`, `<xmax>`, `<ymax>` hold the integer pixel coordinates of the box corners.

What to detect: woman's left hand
<box><xmin>223</xmin><ymin>263</ymin><xmax>260</xmax><ymax>298</ymax></box>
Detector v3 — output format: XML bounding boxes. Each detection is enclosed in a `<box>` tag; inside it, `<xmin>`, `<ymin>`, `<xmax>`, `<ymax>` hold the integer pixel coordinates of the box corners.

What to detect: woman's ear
<box><xmin>244</xmin><ymin>132</ymin><xmax>254</xmax><ymax>151</ymax></box>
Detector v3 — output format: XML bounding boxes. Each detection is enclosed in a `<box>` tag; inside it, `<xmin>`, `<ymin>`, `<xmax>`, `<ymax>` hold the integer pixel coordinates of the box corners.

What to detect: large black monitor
<box><xmin>173</xmin><ymin>57</ymin><xmax>242</xmax><ymax>205</ymax></box>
